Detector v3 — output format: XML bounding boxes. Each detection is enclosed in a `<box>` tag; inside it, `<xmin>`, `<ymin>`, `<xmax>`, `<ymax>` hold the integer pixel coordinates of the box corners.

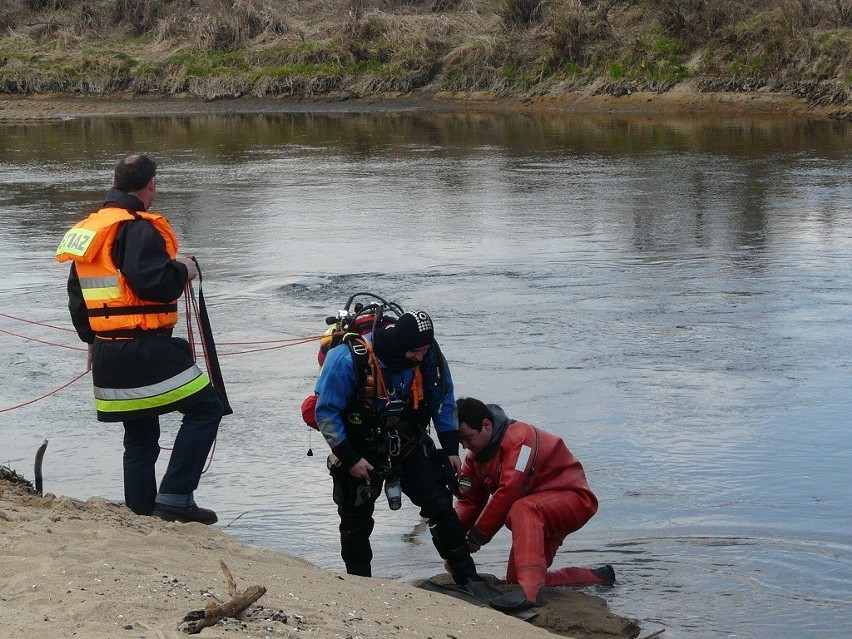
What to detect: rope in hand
<box><xmin>154</xmin><ymin>284</ymin><xmax>217</xmax><ymax>473</ymax></box>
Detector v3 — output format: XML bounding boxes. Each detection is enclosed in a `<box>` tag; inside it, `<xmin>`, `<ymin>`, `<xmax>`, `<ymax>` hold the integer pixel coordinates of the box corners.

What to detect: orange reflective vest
<box><xmin>55</xmin><ymin>208</ymin><xmax>180</xmax><ymax>333</ymax></box>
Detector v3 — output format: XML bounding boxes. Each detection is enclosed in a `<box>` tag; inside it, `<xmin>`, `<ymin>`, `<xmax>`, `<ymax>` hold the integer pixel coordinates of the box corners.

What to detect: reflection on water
<box><xmin>1</xmin><ymin>112</ymin><xmax>850</xmax><ymax>639</ymax></box>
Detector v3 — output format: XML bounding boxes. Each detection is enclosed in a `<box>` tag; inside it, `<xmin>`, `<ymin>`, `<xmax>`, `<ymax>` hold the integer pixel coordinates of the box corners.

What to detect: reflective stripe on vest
<box><xmin>79</xmin><ymin>275</ymin><xmax>121</xmax><ymax>302</ymax></box>
<box><xmin>93</xmin><ymin>364</ymin><xmax>209</xmax><ymax>413</ymax></box>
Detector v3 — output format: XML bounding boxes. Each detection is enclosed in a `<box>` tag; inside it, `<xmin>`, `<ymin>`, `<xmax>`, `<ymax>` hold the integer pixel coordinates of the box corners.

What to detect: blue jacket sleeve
<box><xmin>424</xmin><ymin>346</ymin><xmax>459</xmax><ymax>455</ymax></box>
<box><xmin>314</xmin><ymin>345</ymin><xmax>362</xmax><ymax>468</ymax></box>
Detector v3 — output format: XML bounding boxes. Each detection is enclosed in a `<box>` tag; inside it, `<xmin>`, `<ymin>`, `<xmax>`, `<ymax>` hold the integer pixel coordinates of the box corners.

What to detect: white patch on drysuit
<box><xmin>515</xmin><ymin>445</ymin><xmax>532</xmax><ymax>472</ymax></box>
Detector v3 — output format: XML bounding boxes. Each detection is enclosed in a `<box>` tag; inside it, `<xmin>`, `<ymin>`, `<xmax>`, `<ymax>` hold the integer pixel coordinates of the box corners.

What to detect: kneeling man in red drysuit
<box><xmin>454</xmin><ymin>397</ymin><xmax>614</xmax><ymax>611</ymax></box>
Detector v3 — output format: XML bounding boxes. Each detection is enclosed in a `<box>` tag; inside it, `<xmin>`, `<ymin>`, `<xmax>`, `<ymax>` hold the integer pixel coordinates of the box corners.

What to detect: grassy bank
<box><xmin>1</xmin><ymin>0</ymin><xmax>850</xmax><ymax>112</ymax></box>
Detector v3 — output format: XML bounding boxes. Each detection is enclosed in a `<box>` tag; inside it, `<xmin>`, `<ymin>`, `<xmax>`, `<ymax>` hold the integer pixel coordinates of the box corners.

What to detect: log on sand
<box><xmin>180</xmin><ymin>560</ymin><xmax>266</xmax><ymax>634</ymax></box>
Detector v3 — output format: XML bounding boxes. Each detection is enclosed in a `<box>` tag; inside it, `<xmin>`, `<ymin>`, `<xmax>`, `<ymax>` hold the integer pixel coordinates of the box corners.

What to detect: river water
<box><xmin>1</xmin><ymin>111</ymin><xmax>850</xmax><ymax>638</ymax></box>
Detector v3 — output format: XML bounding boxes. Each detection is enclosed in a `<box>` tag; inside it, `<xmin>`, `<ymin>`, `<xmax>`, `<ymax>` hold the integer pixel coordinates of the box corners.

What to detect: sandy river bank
<box><xmin>0</xmin><ymin>478</ymin><xmax>642</xmax><ymax>639</ymax></box>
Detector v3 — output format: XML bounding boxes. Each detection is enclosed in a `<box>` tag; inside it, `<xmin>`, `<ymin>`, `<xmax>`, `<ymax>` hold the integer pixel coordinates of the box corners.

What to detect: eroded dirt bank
<box><xmin>2</xmin><ymin>83</ymin><xmax>850</xmax><ymax>121</ymax></box>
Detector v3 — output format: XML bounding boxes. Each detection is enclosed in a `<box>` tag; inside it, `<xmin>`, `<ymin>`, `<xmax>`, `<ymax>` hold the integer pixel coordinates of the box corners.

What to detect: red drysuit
<box><xmin>456</xmin><ymin>419</ymin><xmax>599</xmax><ymax>601</ymax></box>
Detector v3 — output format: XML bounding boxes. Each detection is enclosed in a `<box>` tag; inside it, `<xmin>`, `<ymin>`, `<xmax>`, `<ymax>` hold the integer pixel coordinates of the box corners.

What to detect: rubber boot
<box><xmin>514</xmin><ymin>564</ymin><xmax>547</xmax><ymax>603</ymax></box>
<box><xmin>428</xmin><ymin>510</ymin><xmax>481</xmax><ymax>586</ymax></box>
<box><xmin>545</xmin><ymin>564</ymin><xmax>615</xmax><ymax>587</ymax></box>
<box><xmin>443</xmin><ymin>543</ymin><xmax>480</xmax><ymax>585</ymax></box>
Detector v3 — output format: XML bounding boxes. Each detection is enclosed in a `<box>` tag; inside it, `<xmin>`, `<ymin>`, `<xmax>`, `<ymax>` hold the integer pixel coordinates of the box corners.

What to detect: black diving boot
<box><xmin>441</xmin><ymin>542</ymin><xmax>481</xmax><ymax>584</ymax></box>
<box><xmin>429</xmin><ymin>510</ymin><xmax>484</xmax><ymax>587</ymax></box>
<box><xmin>443</xmin><ymin>545</ymin><xmax>509</xmax><ymax>603</ymax></box>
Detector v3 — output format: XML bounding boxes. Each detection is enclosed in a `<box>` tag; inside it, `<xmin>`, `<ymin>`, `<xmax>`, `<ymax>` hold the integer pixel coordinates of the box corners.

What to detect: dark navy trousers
<box><xmin>122</xmin><ymin>385</ymin><xmax>223</xmax><ymax>515</ymax></box>
<box><xmin>332</xmin><ymin>436</ymin><xmax>475</xmax><ymax>581</ymax></box>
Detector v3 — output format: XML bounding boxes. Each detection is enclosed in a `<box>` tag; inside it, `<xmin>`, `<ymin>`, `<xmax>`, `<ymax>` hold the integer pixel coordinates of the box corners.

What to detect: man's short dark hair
<box><xmin>456</xmin><ymin>397</ymin><xmax>493</xmax><ymax>431</ymax></box>
<box><xmin>114</xmin><ymin>154</ymin><xmax>157</xmax><ymax>193</ymax></box>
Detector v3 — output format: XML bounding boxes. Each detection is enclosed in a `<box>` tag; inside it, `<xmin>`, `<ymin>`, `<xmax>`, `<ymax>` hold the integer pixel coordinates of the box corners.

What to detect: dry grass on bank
<box><xmin>0</xmin><ymin>0</ymin><xmax>850</xmax><ymax>107</ymax></box>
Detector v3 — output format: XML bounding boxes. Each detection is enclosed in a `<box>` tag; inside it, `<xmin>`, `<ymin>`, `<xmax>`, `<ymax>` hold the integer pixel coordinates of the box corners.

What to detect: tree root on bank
<box><xmin>180</xmin><ymin>560</ymin><xmax>266</xmax><ymax>634</ymax></box>
<box><xmin>0</xmin><ymin>466</ymin><xmax>36</xmax><ymax>494</ymax></box>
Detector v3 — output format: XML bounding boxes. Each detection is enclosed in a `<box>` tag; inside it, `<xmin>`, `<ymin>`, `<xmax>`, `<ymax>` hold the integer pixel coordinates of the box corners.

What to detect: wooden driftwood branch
<box><xmin>180</xmin><ymin>560</ymin><xmax>267</xmax><ymax>634</ymax></box>
<box><xmin>220</xmin><ymin>559</ymin><xmax>238</xmax><ymax>597</ymax></box>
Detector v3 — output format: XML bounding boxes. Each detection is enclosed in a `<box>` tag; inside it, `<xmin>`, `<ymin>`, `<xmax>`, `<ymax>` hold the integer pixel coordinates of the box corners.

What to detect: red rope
<box><xmin>0</xmin><ymin>368</ymin><xmax>90</xmax><ymax>413</ymax></box>
<box><xmin>0</xmin><ymin>312</ymin><xmax>76</xmax><ymax>332</ymax></box>
<box><xmin>184</xmin><ymin>283</ymin><xmax>197</xmax><ymax>359</ymax></box>
<box><xmin>219</xmin><ymin>336</ymin><xmax>321</xmax><ymax>356</ymax></box>
<box><xmin>0</xmin><ymin>300</ymin><xmax>324</xmax><ymax>415</ymax></box>
<box><xmin>1</xmin><ymin>310</ymin><xmax>315</xmax><ymax>347</ymax></box>
<box><xmin>188</xmin><ymin>284</ymin><xmax>212</xmax><ymax>375</ymax></box>
<box><xmin>0</xmin><ymin>327</ymin><xmax>88</xmax><ymax>351</ymax></box>
<box><xmin>218</xmin><ymin>336</ymin><xmax>322</xmax><ymax>345</ymax></box>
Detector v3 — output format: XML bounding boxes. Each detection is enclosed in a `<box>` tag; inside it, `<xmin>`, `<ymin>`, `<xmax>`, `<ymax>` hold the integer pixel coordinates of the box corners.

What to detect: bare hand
<box><xmin>348</xmin><ymin>458</ymin><xmax>374</xmax><ymax>481</ymax></box>
<box><xmin>179</xmin><ymin>257</ymin><xmax>198</xmax><ymax>281</ymax></box>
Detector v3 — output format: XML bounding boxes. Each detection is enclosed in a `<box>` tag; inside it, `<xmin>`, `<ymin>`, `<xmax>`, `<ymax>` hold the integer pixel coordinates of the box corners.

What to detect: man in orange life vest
<box><xmin>56</xmin><ymin>154</ymin><xmax>223</xmax><ymax>524</ymax></box>
<box><xmin>454</xmin><ymin>397</ymin><xmax>614</xmax><ymax>612</ymax></box>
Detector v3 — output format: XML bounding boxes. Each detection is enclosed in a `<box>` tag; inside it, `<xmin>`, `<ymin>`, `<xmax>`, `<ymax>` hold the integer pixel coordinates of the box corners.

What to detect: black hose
<box><xmin>34</xmin><ymin>439</ymin><xmax>48</xmax><ymax>496</ymax></box>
